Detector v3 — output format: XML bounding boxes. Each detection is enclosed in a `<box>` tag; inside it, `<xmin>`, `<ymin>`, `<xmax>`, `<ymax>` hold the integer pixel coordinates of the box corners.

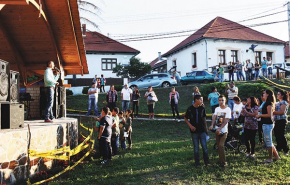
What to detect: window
<box><xmin>192</xmin><ymin>53</ymin><xmax>197</xmax><ymax>67</ymax></box>
<box><xmin>189</xmin><ymin>72</ymin><xmax>196</xmax><ymax>77</ymax></box>
<box><xmin>196</xmin><ymin>71</ymin><xmax>205</xmax><ymax>76</ymax></box>
<box><xmin>255</xmin><ymin>52</ymin><xmax>262</xmax><ymax>64</ymax></box>
<box><xmin>172</xmin><ymin>60</ymin><xmax>176</xmax><ymax>67</ymax></box>
<box><xmin>101</xmin><ymin>58</ymin><xmax>117</xmax><ymax>70</ymax></box>
<box><xmin>231</xmin><ymin>50</ymin><xmax>238</xmax><ymax>63</ymax></box>
<box><xmin>218</xmin><ymin>50</ymin><xmax>226</xmax><ymax>65</ymax></box>
<box><xmin>266</xmin><ymin>52</ymin><xmax>273</xmax><ymax>61</ymax></box>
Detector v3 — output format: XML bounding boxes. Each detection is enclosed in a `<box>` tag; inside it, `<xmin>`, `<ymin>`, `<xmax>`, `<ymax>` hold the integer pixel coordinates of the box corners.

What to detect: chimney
<box><xmin>158</xmin><ymin>52</ymin><xmax>161</xmax><ymax>61</ymax></box>
<box><xmin>82</xmin><ymin>24</ymin><xmax>86</xmax><ymax>36</ymax></box>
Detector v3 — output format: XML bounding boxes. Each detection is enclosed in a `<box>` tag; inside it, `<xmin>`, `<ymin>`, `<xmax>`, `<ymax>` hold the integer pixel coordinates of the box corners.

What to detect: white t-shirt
<box><xmin>121</xmin><ymin>88</ymin><xmax>132</xmax><ymax>101</ymax></box>
<box><xmin>88</xmin><ymin>88</ymin><xmax>98</xmax><ymax>99</ymax></box>
<box><xmin>233</xmin><ymin>103</ymin><xmax>243</xmax><ymax>119</ymax></box>
<box><xmin>267</xmin><ymin>60</ymin><xmax>273</xmax><ymax>68</ymax></box>
<box><xmin>227</xmin><ymin>86</ymin><xmax>238</xmax><ymax>99</ymax></box>
<box><xmin>214</xmin><ymin>106</ymin><xmax>231</xmax><ymax>133</ymax></box>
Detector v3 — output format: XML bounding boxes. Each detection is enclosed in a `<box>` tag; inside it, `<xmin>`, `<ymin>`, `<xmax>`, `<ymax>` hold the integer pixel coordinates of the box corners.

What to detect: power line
<box><xmin>85</xmin><ymin>19</ymin><xmax>287</xmax><ymax>44</ymax></box>
<box><xmin>107</xmin><ymin>10</ymin><xmax>286</xmax><ymax>41</ymax></box>
<box><xmin>101</xmin><ymin>3</ymin><xmax>283</xmax><ymax>25</ymax></box>
<box><xmin>109</xmin><ymin>10</ymin><xmax>286</xmax><ymax>39</ymax></box>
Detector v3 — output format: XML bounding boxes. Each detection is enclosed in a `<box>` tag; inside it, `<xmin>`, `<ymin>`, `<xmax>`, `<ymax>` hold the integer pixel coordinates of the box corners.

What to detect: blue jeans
<box><xmin>262</xmin><ymin>68</ymin><xmax>267</xmax><ymax>77</ymax></box>
<box><xmin>191</xmin><ymin>132</ymin><xmax>209</xmax><ymax>165</ymax></box>
<box><xmin>122</xmin><ymin>100</ymin><xmax>130</xmax><ymax>112</ymax></box>
<box><xmin>219</xmin><ymin>74</ymin><xmax>224</xmax><ymax>82</ymax></box>
<box><xmin>111</xmin><ymin>135</ymin><xmax>119</xmax><ymax>155</ymax></box>
<box><xmin>86</xmin><ymin>98</ymin><xmax>98</xmax><ymax>116</ymax></box>
<box><xmin>254</xmin><ymin>70</ymin><xmax>259</xmax><ymax>79</ymax></box>
<box><xmin>229</xmin><ymin>73</ymin><xmax>234</xmax><ymax>81</ymax></box>
<box><xmin>45</xmin><ymin>87</ymin><xmax>55</xmax><ymax>120</ymax></box>
<box><xmin>228</xmin><ymin>99</ymin><xmax>235</xmax><ymax>120</ymax></box>
<box><xmin>238</xmin><ymin>70</ymin><xmax>245</xmax><ymax>81</ymax></box>
<box><xmin>263</xmin><ymin>124</ymin><xmax>274</xmax><ymax>147</ymax></box>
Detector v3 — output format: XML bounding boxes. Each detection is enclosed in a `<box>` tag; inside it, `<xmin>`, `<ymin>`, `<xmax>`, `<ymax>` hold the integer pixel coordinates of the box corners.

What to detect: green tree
<box><xmin>113</xmin><ymin>57</ymin><xmax>151</xmax><ymax>79</ymax></box>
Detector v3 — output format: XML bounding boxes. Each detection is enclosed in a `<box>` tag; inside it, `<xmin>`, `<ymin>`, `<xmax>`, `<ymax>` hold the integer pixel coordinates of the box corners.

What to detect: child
<box><xmin>118</xmin><ymin>111</ymin><xmax>126</xmax><ymax>149</ymax></box>
<box><xmin>111</xmin><ymin>107</ymin><xmax>120</xmax><ymax>155</ymax></box>
<box><xmin>124</xmin><ymin>110</ymin><xmax>133</xmax><ymax>150</ymax></box>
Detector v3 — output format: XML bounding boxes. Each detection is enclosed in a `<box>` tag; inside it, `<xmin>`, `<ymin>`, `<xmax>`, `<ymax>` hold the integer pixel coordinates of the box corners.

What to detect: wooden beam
<box><xmin>0</xmin><ymin>14</ymin><xmax>27</xmax><ymax>85</ymax></box>
<box><xmin>67</xmin><ymin>0</ymin><xmax>84</xmax><ymax>75</ymax></box>
<box><xmin>0</xmin><ymin>0</ymin><xmax>28</xmax><ymax>5</ymax></box>
<box><xmin>27</xmin><ymin>0</ymin><xmax>63</xmax><ymax>70</ymax></box>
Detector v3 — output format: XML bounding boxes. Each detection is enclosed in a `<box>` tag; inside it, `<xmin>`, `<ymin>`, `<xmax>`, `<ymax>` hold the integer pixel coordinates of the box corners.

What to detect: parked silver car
<box><xmin>128</xmin><ymin>73</ymin><xmax>177</xmax><ymax>89</ymax></box>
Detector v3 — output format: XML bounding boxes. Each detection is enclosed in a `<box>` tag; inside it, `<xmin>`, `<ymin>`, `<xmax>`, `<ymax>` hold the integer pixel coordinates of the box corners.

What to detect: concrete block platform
<box><xmin>0</xmin><ymin>117</ymin><xmax>78</xmax><ymax>185</ymax></box>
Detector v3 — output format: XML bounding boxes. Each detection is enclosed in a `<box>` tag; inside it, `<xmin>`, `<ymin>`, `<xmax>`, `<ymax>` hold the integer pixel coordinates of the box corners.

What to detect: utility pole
<box><xmin>288</xmin><ymin>2</ymin><xmax>290</xmax><ymax>57</ymax></box>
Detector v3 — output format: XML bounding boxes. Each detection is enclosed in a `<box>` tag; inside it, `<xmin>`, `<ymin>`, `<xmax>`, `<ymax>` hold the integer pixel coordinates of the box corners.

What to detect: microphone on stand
<box><xmin>54</xmin><ymin>67</ymin><xmax>60</xmax><ymax>73</ymax></box>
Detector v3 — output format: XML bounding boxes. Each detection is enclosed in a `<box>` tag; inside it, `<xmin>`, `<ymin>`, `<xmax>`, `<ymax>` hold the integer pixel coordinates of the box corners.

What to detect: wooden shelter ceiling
<box><xmin>0</xmin><ymin>0</ymin><xmax>88</xmax><ymax>86</ymax></box>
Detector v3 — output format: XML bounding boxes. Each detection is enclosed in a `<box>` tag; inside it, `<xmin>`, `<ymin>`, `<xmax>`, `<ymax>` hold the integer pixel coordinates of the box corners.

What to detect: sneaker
<box><xmin>219</xmin><ymin>162</ymin><xmax>228</xmax><ymax>167</ymax></box>
<box><xmin>246</xmin><ymin>153</ymin><xmax>251</xmax><ymax>157</ymax></box>
<box><xmin>273</xmin><ymin>156</ymin><xmax>281</xmax><ymax>161</ymax></box>
<box><xmin>152</xmin><ymin>116</ymin><xmax>154</xmax><ymax>120</ymax></box>
<box><xmin>284</xmin><ymin>152</ymin><xmax>289</xmax><ymax>156</ymax></box>
<box><xmin>177</xmin><ymin>119</ymin><xmax>180</xmax><ymax>122</ymax></box>
<box><xmin>262</xmin><ymin>159</ymin><xmax>273</xmax><ymax>164</ymax></box>
<box><xmin>250</xmin><ymin>154</ymin><xmax>255</xmax><ymax>158</ymax></box>
<box><xmin>45</xmin><ymin>119</ymin><xmax>53</xmax><ymax>123</ymax></box>
<box><xmin>100</xmin><ymin>160</ymin><xmax>107</xmax><ymax>164</ymax></box>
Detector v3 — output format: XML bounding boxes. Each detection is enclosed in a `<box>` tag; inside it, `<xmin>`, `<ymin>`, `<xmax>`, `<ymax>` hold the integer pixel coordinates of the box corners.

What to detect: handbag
<box><xmin>148</xmin><ymin>95</ymin><xmax>158</xmax><ymax>102</ymax></box>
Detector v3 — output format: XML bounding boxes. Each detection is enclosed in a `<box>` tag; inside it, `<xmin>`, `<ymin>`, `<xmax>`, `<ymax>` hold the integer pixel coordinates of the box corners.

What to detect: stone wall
<box><xmin>0</xmin><ymin>118</ymin><xmax>78</xmax><ymax>185</ymax></box>
<box><xmin>25</xmin><ymin>87</ymin><xmax>40</xmax><ymax>119</ymax></box>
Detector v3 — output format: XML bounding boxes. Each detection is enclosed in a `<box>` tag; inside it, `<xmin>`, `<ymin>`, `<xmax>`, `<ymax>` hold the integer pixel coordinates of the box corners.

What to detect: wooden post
<box><xmin>277</xmin><ymin>68</ymin><xmax>280</xmax><ymax>80</ymax></box>
<box><xmin>27</xmin><ymin>124</ymin><xmax>31</xmax><ymax>181</ymax></box>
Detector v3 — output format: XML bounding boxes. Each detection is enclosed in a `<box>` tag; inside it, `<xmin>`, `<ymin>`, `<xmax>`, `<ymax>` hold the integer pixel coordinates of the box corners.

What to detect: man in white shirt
<box><xmin>121</xmin><ymin>84</ymin><xmax>132</xmax><ymax>112</ymax></box>
<box><xmin>86</xmin><ymin>82</ymin><xmax>99</xmax><ymax>116</ymax></box>
<box><xmin>225</xmin><ymin>82</ymin><xmax>238</xmax><ymax>120</ymax></box>
<box><xmin>44</xmin><ymin>61</ymin><xmax>59</xmax><ymax>122</ymax></box>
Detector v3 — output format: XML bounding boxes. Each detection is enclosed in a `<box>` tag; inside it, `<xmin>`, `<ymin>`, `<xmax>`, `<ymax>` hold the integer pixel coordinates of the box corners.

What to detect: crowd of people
<box><xmin>189</xmin><ymin>82</ymin><xmax>289</xmax><ymax>167</ymax></box>
<box><xmin>85</xmin><ymin>72</ymin><xmax>288</xmax><ymax>167</ymax></box>
<box><xmin>214</xmin><ymin>57</ymin><xmax>273</xmax><ymax>82</ymax></box>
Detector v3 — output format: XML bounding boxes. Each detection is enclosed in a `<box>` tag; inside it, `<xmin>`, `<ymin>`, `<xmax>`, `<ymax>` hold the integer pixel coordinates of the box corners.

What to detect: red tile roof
<box><xmin>84</xmin><ymin>32</ymin><xmax>140</xmax><ymax>54</ymax></box>
<box><xmin>163</xmin><ymin>17</ymin><xmax>285</xmax><ymax>57</ymax></box>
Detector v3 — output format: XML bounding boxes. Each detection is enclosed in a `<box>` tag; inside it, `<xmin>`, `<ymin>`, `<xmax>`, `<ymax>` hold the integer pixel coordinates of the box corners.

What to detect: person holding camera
<box><xmin>144</xmin><ymin>86</ymin><xmax>157</xmax><ymax>119</ymax></box>
<box><xmin>209</xmin><ymin>95</ymin><xmax>231</xmax><ymax>167</ymax></box>
<box><xmin>225</xmin><ymin>82</ymin><xmax>238</xmax><ymax>120</ymax></box>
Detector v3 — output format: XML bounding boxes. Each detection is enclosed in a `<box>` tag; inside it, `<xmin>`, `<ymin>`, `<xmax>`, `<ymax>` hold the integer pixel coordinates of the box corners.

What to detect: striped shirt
<box><xmin>274</xmin><ymin>100</ymin><xmax>288</xmax><ymax>121</ymax></box>
<box><xmin>227</xmin><ymin>86</ymin><xmax>238</xmax><ymax>99</ymax></box>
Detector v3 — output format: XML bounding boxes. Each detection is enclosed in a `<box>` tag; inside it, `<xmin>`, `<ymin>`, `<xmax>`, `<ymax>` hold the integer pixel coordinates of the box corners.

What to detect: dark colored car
<box><xmin>180</xmin><ymin>70</ymin><xmax>215</xmax><ymax>85</ymax></box>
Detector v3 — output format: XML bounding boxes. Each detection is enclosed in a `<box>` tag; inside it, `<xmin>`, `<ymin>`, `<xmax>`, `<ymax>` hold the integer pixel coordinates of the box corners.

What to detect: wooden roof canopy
<box><xmin>0</xmin><ymin>0</ymin><xmax>88</xmax><ymax>86</ymax></box>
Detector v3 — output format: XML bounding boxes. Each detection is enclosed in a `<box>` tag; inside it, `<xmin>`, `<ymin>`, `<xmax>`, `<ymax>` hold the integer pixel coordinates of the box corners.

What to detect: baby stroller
<box><xmin>213</xmin><ymin>121</ymin><xmax>246</xmax><ymax>153</ymax></box>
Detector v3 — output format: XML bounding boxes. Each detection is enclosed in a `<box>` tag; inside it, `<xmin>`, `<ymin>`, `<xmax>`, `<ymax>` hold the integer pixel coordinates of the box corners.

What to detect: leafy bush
<box><xmin>199</xmin><ymin>82</ymin><xmax>272</xmax><ymax>100</ymax></box>
<box><xmin>66</xmin><ymin>89</ymin><xmax>73</xmax><ymax>96</ymax></box>
<box><xmin>200</xmin><ymin>82</ymin><xmax>227</xmax><ymax>99</ymax></box>
<box><xmin>237</xmin><ymin>83</ymin><xmax>273</xmax><ymax>99</ymax></box>
<box><xmin>114</xmin><ymin>85</ymin><xmax>123</xmax><ymax>91</ymax></box>
<box><xmin>82</xmin><ymin>86</ymin><xmax>90</xmax><ymax>94</ymax></box>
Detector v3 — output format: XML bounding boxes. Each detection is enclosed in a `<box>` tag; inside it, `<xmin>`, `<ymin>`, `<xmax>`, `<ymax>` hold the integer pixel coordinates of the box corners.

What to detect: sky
<box><xmin>81</xmin><ymin>0</ymin><xmax>289</xmax><ymax>63</ymax></box>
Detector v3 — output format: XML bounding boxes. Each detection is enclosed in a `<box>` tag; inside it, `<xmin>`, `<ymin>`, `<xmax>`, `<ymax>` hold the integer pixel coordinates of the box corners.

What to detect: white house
<box><xmin>66</xmin><ymin>31</ymin><xmax>140</xmax><ymax>86</ymax></box>
<box><xmin>151</xmin><ymin>17</ymin><xmax>285</xmax><ymax>77</ymax></box>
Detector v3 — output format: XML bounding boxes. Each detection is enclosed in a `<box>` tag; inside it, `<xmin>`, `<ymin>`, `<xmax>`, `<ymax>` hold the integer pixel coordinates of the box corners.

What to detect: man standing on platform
<box><xmin>44</xmin><ymin>61</ymin><xmax>59</xmax><ymax>122</ymax></box>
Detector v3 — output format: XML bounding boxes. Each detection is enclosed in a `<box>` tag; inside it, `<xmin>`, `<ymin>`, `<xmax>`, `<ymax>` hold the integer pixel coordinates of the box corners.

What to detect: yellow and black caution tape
<box><xmin>80</xmin><ymin>123</ymin><xmax>93</xmax><ymax>132</ymax></box>
<box><xmin>27</xmin><ymin>122</ymin><xmax>95</xmax><ymax>184</ymax></box>
<box><xmin>260</xmin><ymin>75</ymin><xmax>290</xmax><ymax>90</ymax></box>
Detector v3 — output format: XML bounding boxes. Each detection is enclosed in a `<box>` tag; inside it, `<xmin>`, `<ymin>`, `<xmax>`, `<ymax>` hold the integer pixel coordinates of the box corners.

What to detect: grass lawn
<box><xmin>50</xmin><ymin>117</ymin><xmax>290</xmax><ymax>185</ymax></box>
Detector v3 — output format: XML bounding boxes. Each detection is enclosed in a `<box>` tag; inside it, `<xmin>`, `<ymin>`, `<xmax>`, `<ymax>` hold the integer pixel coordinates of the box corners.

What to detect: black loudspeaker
<box><xmin>9</xmin><ymin>70</ymin><xmax>20</xmax><ymax>103</ymax></box>
<box><xmin>1</xmin><ymin>102</ymin><xmax>24</xmax><ymax>129</ymax></box>
<box><xmin>0</xmin><ymin>59</ymin><xmax>9</xmax><ymax>102</ymax></box>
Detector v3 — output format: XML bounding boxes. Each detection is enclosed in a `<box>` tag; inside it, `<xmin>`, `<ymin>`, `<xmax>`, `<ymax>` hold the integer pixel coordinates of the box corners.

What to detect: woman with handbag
<box><xmin>144</xmin><ymin>86</ymin><xmax>158</xmax><ymax>119</ymax></box>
